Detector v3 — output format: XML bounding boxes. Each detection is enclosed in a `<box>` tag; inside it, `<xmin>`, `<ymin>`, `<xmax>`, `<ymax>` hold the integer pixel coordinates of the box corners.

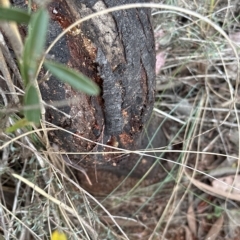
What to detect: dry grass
<box><xmin>1</xmin><ymin>0</ymin><xmax>240</xmax><ymax>239</ymax></box>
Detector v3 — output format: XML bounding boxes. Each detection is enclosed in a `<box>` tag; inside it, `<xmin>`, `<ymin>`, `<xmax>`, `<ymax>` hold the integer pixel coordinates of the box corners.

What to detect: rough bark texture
<box><xmin>11</xmin><ymin>0</ymin><xmax>167</xmax><ymax>194</ymax></box>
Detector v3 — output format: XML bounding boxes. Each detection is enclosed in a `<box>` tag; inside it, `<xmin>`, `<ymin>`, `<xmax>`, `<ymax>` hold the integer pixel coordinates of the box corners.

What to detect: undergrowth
<box><xmin>0</xmin><ymin>0</ymin><xmax>240</xmax><ymax>239</ymax></box>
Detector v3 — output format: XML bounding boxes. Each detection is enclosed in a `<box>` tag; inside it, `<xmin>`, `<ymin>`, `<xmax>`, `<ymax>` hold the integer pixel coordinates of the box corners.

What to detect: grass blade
<box><xmin>24</xmin><ymin>84</ymin><xmax>40</xmax><ymax>123</ymax></box>
<box><xmin>0</xmin><ymin>7</ymin><xmax>30</xmax><ymax>23</ymax></box>
<box><xmin>44</xmin><ymin>60</ymin><xmax>100</xmax><ymax>95</ymax></box>
<box><xmin>6</xmin><ymin>118</ymin><xmax>30</xmax><ymax>133</ymax></box>
<box><xmin>22</xmin><ymin>8</ymin><xmax>49</xmax><ymax>84</ymax></box>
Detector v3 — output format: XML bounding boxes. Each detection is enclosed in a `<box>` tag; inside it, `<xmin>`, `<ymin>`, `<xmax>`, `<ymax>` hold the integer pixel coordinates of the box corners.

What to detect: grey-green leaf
<box><xmin>44</xmin><ymin>60</ymin><xmax>100</xmax><ymax>95</ymax></box>
<box><xmin>24</xmin><ymin>84</ymin><xmax>41</xmax><ymax>123</ymax></box>
<box><xmin>0</xmin><ymin>7</ymin><xmax>30</xmax><ymax>23</ymax></box>
<box><xmin>22</xmin><ymin>8</ymin><xmax>49</xmax><ymax>85</ymax></box>
<box><xmin>6</xmin><ymin>118</ymin><xmax>30</xmax><ymax>133</ymax></box>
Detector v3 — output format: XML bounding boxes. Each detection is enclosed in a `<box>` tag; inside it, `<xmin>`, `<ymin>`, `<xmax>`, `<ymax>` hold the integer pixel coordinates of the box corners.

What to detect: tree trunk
<box><xmin>11</xmin><ymin>0</ymin><xmax>166</xmax><ymax>194</ymax></box>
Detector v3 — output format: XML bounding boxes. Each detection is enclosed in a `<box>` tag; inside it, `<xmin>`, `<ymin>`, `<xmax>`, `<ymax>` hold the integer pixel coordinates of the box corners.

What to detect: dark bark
<box><xmin>11</xmin><ymin>0</ymin><xmax>167</xmax><ymax>193</ymax></box>
<box><xmin>69</xmin><ymin>0</ymin><xmax>156</xmax><ymax>136</ymax></box>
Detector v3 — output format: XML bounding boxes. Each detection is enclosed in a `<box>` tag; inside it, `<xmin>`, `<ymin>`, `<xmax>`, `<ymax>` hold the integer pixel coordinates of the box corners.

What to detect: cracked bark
<box><xmin>11</xmin><ymin>0</ymin><xmax>167</xmax><ymax>194</ymax></box>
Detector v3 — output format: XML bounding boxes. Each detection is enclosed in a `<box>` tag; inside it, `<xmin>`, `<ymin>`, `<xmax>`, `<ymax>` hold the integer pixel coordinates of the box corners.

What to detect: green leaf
<box><xmin>0</xmin><ymin>7</ymin><xmax>30</xmax><ymax>23</ymax></box>
<box><xmin>6</xmin><ymin>118</ymin><xmax>31</xmax><ymax>133</ymax></box>
<box><xmin>44</xmin><ymin>60</ymin><xmax>100</xmax><ymax>95</ymax></box>
<box><xmin>22</xmin><ymin>8</ymin><xmax>49</xmax><ymax>85</ymax></box>
<box><xmin>24</xmin><ymin>84</ymin><xmax>41</xmax><ymax>123</ymax></box>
